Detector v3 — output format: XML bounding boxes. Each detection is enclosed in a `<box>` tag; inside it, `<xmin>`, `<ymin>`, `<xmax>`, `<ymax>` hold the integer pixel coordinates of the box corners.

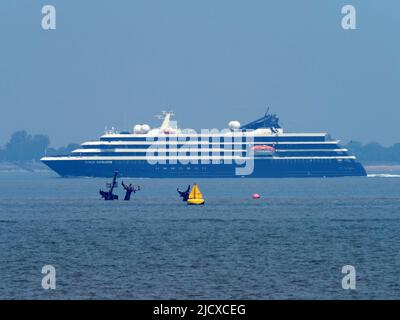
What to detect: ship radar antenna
<box><xmin>162</xmin><ymin>110</ymin><xmax>175</xmax><ymax>117</ymax></box>
<box><xmin>156</xmin><ymin>110</ymin><xmax>175</xmax><ymax>120</ymax></box>
<box><xmin>264</xmin><ymin>106</ymin><xmax>270</xmax><ymax>128</ymax></box>
<box><xmin>156</xmin><ymin>110</ymin><xmax>175</xmax><ymax>131</ymax></box>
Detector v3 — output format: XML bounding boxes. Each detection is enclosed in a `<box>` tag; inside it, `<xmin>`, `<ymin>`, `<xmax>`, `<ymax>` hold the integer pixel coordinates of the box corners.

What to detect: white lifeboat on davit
<box><xmin>163</xmin><ymin>127</ymin><xmax>175</xmax><ymax>134</ymax></box>
<box><xmin>250</xmin><ymin>145</ymin><xmax>276</xmax><ymax>156</ymax></box>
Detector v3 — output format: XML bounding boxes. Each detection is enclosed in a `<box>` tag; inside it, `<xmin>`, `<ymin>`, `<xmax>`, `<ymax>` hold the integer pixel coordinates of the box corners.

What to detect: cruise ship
<box><xmin>41</xmin><ymin>111</ymin><xmax>367</xmax><ymax>178</ymax></box>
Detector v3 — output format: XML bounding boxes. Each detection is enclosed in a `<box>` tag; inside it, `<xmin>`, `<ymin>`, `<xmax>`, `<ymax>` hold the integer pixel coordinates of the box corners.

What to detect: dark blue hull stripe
<box><xmin>42</xmin><ymin>159</ymin><xmax>367</xmax><ymax>178</ymax></box>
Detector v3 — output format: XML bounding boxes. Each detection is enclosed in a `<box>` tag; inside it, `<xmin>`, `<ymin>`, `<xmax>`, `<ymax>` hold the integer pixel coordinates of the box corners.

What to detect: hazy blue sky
<box><xmin>0</xmin><ymin>0</ymin><xmax>399</xmax><ymax>147</ymax></box>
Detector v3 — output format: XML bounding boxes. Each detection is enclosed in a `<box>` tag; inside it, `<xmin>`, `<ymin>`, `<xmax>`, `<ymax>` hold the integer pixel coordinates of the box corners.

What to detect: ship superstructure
<box><xmin>41</xmin><ymin>111</ymin><xmax>366</xmax><ymax>178</ymax></box>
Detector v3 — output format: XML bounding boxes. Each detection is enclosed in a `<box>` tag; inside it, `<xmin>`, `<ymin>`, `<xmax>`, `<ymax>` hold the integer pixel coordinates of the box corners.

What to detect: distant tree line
<box><xmin>0</xmin><ymin>130</ymin><xmax>400</xmax><ymax>164</ymax></box>
<box><xmin>345</xmin><ymin>141</ymin><xmax>400</xmax><ymax>164</ymax></box>
<box><xmin>0</xmin><ymin>130</ymin><xmax>79</xmax><ymax>161</ymax></box>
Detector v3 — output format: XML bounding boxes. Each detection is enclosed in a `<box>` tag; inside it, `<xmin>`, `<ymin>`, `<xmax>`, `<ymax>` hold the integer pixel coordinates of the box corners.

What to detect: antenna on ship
<box><xmin>162</xmin><ymin>110</ymin><xmax>175</xmax><ymax>117</ymax></box>
<box><xmin>155</xmin><ymin>110</ymin><xmax>175</xmax><ymax>119</ymax></box>
<box><xmin>264</xmin><ymin>106</ymin><xmax>270</xmax><ymax>128</ymax></box>
<box><xmin>156</xmin><ymin>110</ymin><xmax>175</xmax><ymax>131</ymax></box>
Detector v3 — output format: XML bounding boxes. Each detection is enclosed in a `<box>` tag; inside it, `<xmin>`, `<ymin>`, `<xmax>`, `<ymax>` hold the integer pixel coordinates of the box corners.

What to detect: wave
<box><xmin>367</xmin><ymin>174</ymin><xmax>400</xmax><ymax>178</ymax></box>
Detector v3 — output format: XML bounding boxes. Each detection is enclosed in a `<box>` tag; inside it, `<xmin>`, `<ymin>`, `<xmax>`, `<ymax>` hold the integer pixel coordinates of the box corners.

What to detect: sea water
<box><xmin>0</xmin><ymin>170</ymin><xmax>400</xmax><ymax>299</ymax></box>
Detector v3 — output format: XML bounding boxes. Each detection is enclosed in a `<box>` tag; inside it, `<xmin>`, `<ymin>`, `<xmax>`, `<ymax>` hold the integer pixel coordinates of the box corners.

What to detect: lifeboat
<box><xmin>250</xmin><ymin>145</ymin><xmax>276</xmax><ymax>156</ymax></box>
<box><xmin>163</xmin><ymin>127</ymin><xmax>175</xmax><ymax>134</ymax></box>
<box><xmin>187</xmin><ymin>183</ymin><xmax>205</xmax><ymax>205</ymax></box>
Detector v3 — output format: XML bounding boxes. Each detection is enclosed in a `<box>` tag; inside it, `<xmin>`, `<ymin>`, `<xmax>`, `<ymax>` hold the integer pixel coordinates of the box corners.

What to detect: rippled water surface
<box><xmin>0</xmin><ymin>171</ymin><xmax>400</xmax><ymax>299</ymax></box>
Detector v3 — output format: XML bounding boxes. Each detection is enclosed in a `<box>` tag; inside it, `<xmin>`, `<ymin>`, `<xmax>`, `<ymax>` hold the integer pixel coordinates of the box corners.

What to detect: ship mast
<box><xmin>156</xmin><ymin>110</ymin><xmax>175</xmax><ymax>131</ymax></box>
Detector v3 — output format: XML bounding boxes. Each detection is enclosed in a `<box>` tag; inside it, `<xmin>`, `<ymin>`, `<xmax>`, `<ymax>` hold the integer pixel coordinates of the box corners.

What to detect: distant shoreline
<box><xmin>365</xmin><ymin>165</ymin><xmax>400</xmax><ymax>171</ymax></box>
<box><xmin>1</xmin><ymin>161</ymin><xmax>400</xmax><ymax>173</ymax></box>
<box><xmin>0</xmin><ymin>161</ymin><xmax>48</xmax><ymax>172</ymax></box>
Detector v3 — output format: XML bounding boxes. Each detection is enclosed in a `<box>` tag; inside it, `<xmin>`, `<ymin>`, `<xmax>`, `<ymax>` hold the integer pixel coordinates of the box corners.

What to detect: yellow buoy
<box><xmin>187</xmin><ymin>183</ymin><xmax>205</xmax><ymax>205</ymax></box>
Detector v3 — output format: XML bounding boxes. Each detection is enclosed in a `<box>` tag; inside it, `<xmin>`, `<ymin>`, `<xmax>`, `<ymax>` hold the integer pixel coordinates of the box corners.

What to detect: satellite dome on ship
<box><xmin>228</xmin><ymin>121</ymin><xmax>241</xmax><ymax>130</ymax></box>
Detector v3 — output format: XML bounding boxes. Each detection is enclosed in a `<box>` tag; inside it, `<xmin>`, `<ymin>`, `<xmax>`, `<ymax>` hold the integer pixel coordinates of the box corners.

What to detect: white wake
<box><xmin>367</xmin><ymin>174</ymin><xmax>400</xmax><ymax>178</ymax></box>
